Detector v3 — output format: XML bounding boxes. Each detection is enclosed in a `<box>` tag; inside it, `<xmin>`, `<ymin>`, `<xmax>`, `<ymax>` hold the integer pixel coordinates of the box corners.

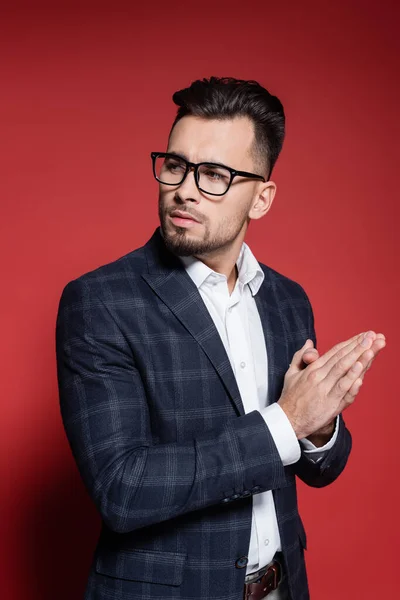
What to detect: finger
<box><xmin>328</xmin><ymin>330</ymin><xmax>386</xmax><ymax>399</ymax></box>
<box><xmin>302</xmin><ymin>348</ymin><xmax>319</xmax><ymax>365</ymax></box>
<box><xmin>339</xmin><ymin>375</ymin><xmax>364</xmax><ymax>409</ymax></box>
<box><xmin>356</xmin><ymin>348</ymin><xmax>375</xmax><ymax>374</ymax></box>
<box><xmin>357</xmin><ymin>339</ymin><xmax>386</xmax><ymax>374</ymax></box>
<box><xmin>311</xmin><ymin>331</ymin><xmax>375</xmax><ymax>385</ymax></box>
<box><xmin>352</xmin><ymin>339</ymin><xmax>386</xmax><ymax>380</ymax></box>
<box><xmin>323</xmin><ymin>333</ymin><xmax>377</xmax><ymax>391</ymax></box>
<box><xmin>370</xmin><ymin>337</ymin><xmax>386</xmax><ymax>355</ymax></box>
<box><xmin>329</xmin><ymin>359</ymin><xmax>365</xmax><ymax>402</ymax></box>
<box><xmin>358</xmin><ymin>356</ymin><xmax>375</xmax><ymax>383</ymax></box>
<box><xmin>309</xmin><ymin>331</ymin><xmax>374</xmax><ymax>371</ymax></box>
<box><xmin>288</xmin><ymin>339</ymin><xmax>315</xmax><ymax>371</ymax></box>
<box><xmin>355</xmin><ymin>365</ymin><xmax>369</xmax><ymax>385</ymax></box>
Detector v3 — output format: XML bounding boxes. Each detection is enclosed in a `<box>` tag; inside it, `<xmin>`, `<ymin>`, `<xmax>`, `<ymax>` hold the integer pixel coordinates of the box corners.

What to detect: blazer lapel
<box><xmin>254</xmin><ymin>267</ymin><xmax>290</xmax><ymax>405</ymax></box>
<box><xmin>141</xmin><ymin>228</ymin><xmax>245</xmax><ymax>416</ymax></box>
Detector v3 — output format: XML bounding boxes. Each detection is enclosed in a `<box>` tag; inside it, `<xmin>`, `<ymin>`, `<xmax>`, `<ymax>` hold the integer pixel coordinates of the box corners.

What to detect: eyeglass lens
<box><xmin>154</xmin><ymin>155</ymin><xmax>231</xmax><ymax>195</ymax></box>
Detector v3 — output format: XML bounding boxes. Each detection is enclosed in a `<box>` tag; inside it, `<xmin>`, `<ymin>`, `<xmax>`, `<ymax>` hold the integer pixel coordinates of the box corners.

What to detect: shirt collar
<box><xmin>178</xmin><ymin>240</ymin><xmax>265</xmax><ymax>296</ymax></box>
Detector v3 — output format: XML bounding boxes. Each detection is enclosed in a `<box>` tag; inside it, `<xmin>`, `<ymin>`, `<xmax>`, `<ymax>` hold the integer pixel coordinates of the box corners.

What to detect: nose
<box><xmin>176</xmin><ymin>166</ymin><xmax>201</xmax><ymax>202</ymax></box>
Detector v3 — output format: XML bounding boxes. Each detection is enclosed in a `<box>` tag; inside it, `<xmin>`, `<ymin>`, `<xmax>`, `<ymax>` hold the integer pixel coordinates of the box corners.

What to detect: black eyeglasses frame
<box><xmin>151</xmin><ymin>152</ymin><xmax>267</xmax><ymax>196</ymax></box>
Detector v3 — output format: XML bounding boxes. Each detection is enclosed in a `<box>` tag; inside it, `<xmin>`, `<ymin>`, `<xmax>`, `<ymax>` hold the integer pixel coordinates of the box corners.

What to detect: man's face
<box><xmin>158</xmin><ymin>115</ymin><xmax>268</xmax><ymax>258</ymax></box>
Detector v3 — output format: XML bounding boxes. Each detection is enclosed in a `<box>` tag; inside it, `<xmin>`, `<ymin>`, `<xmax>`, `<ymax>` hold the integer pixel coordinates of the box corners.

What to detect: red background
<box><xmin>1</xmin><ymin>1</ymin><xmax>399</xmax><ymax>598</ymax></box>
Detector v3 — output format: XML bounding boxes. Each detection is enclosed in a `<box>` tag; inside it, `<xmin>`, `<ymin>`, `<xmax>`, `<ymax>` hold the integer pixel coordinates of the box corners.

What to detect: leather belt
<box><xmin>243</xmin><ymin>558</ymin><xmax>282</xmax><ymax>599</ymax></box>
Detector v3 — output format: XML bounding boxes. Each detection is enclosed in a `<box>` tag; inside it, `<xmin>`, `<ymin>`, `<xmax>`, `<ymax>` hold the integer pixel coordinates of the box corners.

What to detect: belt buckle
<box><xmin>245</xmin><ymin>565</ymin><xmax>268</xmax><ymax>585</ymax></box>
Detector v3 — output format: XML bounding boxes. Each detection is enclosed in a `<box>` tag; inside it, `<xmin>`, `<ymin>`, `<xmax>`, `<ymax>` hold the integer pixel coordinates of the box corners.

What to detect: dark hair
<box><xmin>170</xmin><ymin>76</ymin><xmax>285</xmax><ymax>179</ymax></box>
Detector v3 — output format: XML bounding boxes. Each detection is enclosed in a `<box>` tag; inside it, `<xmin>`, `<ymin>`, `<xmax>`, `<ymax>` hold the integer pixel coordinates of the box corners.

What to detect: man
<box><xmin>55</xmin><ymin>77</ymin><xmax>385</xmax><ymax>600</ymax></box>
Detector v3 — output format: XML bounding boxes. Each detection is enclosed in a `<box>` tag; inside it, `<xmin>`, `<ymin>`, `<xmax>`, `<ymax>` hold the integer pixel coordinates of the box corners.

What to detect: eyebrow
<box><xmin>167</xmin><ymin>150</ymin><xmax>229</xmax><ymax>166</ymax></box>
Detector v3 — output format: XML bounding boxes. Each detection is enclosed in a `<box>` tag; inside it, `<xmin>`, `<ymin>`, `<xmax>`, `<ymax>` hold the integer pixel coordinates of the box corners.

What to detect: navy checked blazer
<box><xmin>55</xmin><ymin>226</ymin><xmax>352</xmax><ymax>600</ymax></box>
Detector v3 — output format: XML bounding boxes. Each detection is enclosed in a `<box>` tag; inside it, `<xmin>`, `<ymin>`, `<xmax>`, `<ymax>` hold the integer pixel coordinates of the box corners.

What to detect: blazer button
<box><xmin>241</xmin><ymin>490</ymin><xmax>251</xmax><ymax>497</ymax></box>
<box><xmin>231</xmin><ymin>494</ymin><xmax>241</xmax><ymax>500</ymax></box>
<box><xmin>251</xmin><ymin>485</ymin><xmax>261</xmax><ymax>493</ymax></box>
<box><xmin>235</xmin><ymin>556</ymin><xmax>248</xmax><ymax>569</ymax></box>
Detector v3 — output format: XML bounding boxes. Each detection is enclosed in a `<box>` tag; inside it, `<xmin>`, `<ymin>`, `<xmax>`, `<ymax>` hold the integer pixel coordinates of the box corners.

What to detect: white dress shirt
<box><xmin>179</xmin><ymin>241</ymin><xmax>338</xmax><ymax>575</ymax></box>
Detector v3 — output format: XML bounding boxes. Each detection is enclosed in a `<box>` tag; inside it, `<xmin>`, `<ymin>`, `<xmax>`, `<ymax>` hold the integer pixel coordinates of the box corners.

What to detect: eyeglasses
<box><xmin>151</xmin><ymin>152</ymin><xmax>266</xmax><ymax>196</ymax></box>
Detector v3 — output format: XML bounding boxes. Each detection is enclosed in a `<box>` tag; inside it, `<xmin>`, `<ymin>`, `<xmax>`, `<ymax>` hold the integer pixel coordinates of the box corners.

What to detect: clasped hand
<box><xmin>278</xmin><ymin>331</ymin><xmax>386</xmax><ymax>442</ymax></box>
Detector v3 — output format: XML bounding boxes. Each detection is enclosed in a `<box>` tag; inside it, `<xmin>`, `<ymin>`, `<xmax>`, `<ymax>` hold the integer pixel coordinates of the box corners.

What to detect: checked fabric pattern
<box><xmin>55</xmin><ymin>227</ymin><xmax>352</xmax><ymax>600</ymax></box>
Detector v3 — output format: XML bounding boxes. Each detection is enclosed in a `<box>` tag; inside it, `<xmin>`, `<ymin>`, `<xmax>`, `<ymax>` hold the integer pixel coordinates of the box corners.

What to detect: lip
<box><xmin>170</xmin><ymin>215</ymin><xmax>199</xmax><ymax>228</ymax></box>
<box><xmin>170</xmin><ymin>210</ymin><xmax>200</xmax><ymax>223</ymax></box>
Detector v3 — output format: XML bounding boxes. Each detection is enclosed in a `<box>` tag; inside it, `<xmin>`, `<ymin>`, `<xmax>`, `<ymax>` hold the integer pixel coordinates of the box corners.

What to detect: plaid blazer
<box><xmin>55</xmin><ymin>226</ymin><xmax>352</xmax><ymax>600</ymax></box>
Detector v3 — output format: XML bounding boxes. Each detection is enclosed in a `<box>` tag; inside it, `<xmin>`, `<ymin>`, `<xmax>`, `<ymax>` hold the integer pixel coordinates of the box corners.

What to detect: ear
<box><xmin>248</xmin><ymin>181</ymin><xmax>277</xmax><ymax>221</ymax></box>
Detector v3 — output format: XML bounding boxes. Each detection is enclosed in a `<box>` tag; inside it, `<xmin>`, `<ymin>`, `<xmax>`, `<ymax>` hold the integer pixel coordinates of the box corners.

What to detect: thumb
<box><xmin>302</xmin><ymin>345</ymin><xmax>320</xmax><ymax>365</ymax></box>
<box><xmin>289</xmin><ymin>339</ymin><xmax>315</xmax><ymax>371</ymax></box>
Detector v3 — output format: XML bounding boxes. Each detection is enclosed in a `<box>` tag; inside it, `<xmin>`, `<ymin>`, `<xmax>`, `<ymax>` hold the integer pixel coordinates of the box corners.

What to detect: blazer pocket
<box><xmin>95</xmin><ymin>547</ymin><xmax>187</xmax><ymax>586</ymax></box>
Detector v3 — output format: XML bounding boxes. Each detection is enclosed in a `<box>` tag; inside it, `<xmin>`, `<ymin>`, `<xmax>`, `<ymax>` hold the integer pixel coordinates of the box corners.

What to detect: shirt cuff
<box><xmin>260</xmin><ymin>403</ymin><xmax>301</xmax><ymax>466</ymax></box>
<box><xmin>299</xmin><ymin>415</ymin><xmax>340</xmax><ymax>453</ymax></box>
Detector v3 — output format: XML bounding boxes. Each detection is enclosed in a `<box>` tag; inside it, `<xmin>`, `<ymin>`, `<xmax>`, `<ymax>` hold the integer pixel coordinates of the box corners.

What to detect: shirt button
<box><xmin>240</xmin><ymin>361</ymin><xmax>246</xmax><ymax>369</ymax></box>
<box><xmin>264</xmin><ymin>539</ymin><xmax>269</xmax><ymax>546</ymax></box>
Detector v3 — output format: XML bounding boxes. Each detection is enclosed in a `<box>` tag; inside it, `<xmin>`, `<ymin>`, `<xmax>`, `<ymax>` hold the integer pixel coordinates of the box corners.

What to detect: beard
<box><xmin>158</xmin><ymin>196</ymin><xmax>250</xmax><ymax>257</ymax></box>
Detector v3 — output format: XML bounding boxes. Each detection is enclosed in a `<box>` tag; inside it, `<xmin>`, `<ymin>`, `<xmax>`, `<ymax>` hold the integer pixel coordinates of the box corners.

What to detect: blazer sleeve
<box><xmin>55</xmin><ymin>277</ymin><xmax>289</xmax><ymax>534</ymax></box>
<box><xmin>293</xmin><ymin>287</ymin><xmax>353</xmax><ymax>487</ymax></box>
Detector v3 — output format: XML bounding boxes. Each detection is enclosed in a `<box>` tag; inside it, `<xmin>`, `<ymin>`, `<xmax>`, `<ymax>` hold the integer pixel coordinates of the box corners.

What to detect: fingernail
<box><xmin>361</xmin><ymin>336</ymin><xmax>371</xmax><ymax>347</ymax></box>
